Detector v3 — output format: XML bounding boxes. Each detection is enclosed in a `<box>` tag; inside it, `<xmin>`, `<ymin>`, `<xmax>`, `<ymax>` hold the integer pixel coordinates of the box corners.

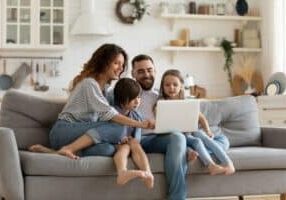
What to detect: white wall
<box><xmin>3</xmin><ymin>0</ymin><xmax>264</xmax><ymax>98</ymax></box>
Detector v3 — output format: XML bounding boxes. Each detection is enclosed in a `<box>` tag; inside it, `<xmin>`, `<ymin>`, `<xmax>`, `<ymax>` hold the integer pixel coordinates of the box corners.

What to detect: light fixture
<box><xmin>71</xmin><ymin>0</ymin><xmax>114</xmax><ymax>36</ymax></box>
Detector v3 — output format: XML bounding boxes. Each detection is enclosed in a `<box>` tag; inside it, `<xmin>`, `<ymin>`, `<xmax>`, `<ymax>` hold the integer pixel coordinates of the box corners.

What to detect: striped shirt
<box><xmin>59</xmin><ymin>78</ymin><xmax>118</xmax><ymax>122</ymax></box>
<box><xmin>136</xmin><ymin>89</ymin><xmax>158</xmax><ymax>134</ymax></box>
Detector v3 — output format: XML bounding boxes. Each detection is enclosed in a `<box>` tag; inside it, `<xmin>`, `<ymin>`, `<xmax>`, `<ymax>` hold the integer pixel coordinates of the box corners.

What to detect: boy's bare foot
<box><xmin>117</xmin><ymin>170</ymin><xmax>145</xmax><ymax>185</ymax></box>
<box><xmin>187</xmin><ymin>148</ymin><xmax>198</xmax><ymax>162</ymax></box>
<box><xmin>57</xmin><ymin>146</ymin><xmax>79</xmax><ymax>160</ymax></box>
<box><xmin>29</xmin><ymin>144</ymin><xmax>56</xmax><ymax>153</ymax></box>
<box><xmin>224</xmin><ymin>163</ymin><xmax>235</xmax><ymax>175</ymax></box>
<box><xmin>142</xmin><ymin>171</ymin><xmax>154</xmax><ymax>189</ymax></box>
<box><xmin>208</xmin><ymin>163</ymin><xmax>225</xmax><ymax>175</ymax></box>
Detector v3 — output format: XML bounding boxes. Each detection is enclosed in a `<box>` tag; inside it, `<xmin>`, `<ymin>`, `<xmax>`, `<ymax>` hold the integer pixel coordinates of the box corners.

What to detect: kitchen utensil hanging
<box><xmin>0</xmin><ymin>59</ymin><xmax>13</xmax><ymax>90</ymax></box>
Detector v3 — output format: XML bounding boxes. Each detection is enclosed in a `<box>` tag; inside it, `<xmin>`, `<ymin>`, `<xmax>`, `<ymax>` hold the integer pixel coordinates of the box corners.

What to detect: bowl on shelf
<box><xmin>169</xmin><ymin>39</ymin><xmax>185</xmax><ymax>47</ymax></box>
<box><xmin>203</xmin><ymin>37</ymin><xmax>218</xmax><ymax>47</ymax></box>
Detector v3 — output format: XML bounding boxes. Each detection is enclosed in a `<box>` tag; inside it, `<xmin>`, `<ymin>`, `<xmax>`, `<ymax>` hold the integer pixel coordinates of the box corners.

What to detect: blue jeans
<box><xmin>49</xmin><ymin>119</ymin><xmax>126</xmax><ymax>156</ymax></box>
<box><xmin>141</xmin><ymin>132</ymin><xmax>187</xmax><ymax>200</ymax></box>
<box><xmin>186</xmin><ymin>134</ymin><xmax>213</xmax><ymax>166</ymax></box>
<box><xmin>191</xmin><ymin>131</ymin><xmax>231</xmax><ymax>165</ymax></box>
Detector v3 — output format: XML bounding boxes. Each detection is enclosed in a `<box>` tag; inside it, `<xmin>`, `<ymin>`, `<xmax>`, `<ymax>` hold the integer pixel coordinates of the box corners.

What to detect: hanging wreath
<box><xmin>116</xmin><ymin>0</ymin><xmax>149</xmax><ymax>24</ymax></box>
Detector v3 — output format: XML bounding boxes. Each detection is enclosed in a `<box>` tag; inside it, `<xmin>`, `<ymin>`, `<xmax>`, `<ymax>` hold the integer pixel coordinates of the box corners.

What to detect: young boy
<box><xmin>29</xmin><ymin>78</ymin><xmax>154</xmax><ymax>188</ymax></box>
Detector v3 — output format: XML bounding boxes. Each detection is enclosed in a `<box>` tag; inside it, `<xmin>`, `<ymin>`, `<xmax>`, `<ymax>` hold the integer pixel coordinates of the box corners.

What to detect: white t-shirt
<box><xmin>137</xmin><ymin>89</ymin><xmax>158</xmax><ymax>134</ymax></box>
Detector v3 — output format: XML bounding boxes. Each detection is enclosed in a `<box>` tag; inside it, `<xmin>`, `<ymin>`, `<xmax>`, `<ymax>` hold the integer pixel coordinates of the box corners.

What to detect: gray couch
<box><xmin>1</xmin><ymin>90</ymin><xmax>286</xmax><ymax>200</ymax></box>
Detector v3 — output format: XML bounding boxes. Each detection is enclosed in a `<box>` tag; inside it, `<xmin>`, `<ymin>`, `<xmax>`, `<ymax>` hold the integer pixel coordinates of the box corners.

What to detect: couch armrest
<box><xmin>0</xmin><ymin>128</ymin><xmax>24</xmax><ymax>200</ymax></box>
<box><xmin>262</xmin><ymin>127</ymin><xmax>286</xmax><ymax>148</ymax></box>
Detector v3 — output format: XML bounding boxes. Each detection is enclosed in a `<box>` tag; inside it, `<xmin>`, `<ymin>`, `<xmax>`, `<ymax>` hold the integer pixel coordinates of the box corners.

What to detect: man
<box><xmin>131</xmin><ymin>55</ymin><xmax>188</xmax><ymax>200</ymax></box>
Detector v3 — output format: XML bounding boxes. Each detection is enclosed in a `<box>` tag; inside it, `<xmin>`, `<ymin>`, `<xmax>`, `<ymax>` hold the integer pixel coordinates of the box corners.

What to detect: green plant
<box><xmin>116</xmin><ymin>0</ymin><xmax>149</xmax><ymax>24</ymax></box>
<box><xmin>220</xmin><ymin>39</ymin><xmax>234</xmax><ymax>86</ymax></box>
<box><xmin>130</xmin><ymin>0</ymin><xmax>150</xmax><ymax>22</ymax></box>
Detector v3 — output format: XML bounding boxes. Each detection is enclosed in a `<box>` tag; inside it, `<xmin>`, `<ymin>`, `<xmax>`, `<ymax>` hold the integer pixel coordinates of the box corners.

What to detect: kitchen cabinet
<box><xmin>1</xmin><ymin>0</ymin><xmax>68</xmax><ymax>50</ymax></box>
<box><xmin>160</xmin><ymin>13</ymin><xmax>262</xmax><ymax>61</ymax></box>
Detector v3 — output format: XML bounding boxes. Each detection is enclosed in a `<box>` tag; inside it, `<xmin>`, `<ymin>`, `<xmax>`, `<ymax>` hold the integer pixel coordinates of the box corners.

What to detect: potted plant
<box><xmin>220</xmin><ymin>39</ymin><xmax>234</xmax><ymax>86</ymax></box>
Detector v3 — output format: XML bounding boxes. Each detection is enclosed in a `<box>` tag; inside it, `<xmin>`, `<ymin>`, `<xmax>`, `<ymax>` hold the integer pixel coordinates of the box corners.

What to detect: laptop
<box><xmin>154</xmin><ymin>99</ymin><xmax>200</xmax><ymax>134</ymax></box>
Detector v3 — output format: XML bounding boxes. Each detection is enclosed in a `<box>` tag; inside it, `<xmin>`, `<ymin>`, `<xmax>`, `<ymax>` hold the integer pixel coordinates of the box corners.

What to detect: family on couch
<box><xmin>29</xmin><ymin>43</ymin><xmax>235</xmax><ymax>200</ymax></box>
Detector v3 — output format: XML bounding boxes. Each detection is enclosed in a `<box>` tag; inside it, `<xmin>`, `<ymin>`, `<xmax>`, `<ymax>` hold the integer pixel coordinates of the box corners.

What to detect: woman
<box><xmin>47</xmin><ymin>44</ymin><xmax>154</xmax><ymax>159</ymax></box>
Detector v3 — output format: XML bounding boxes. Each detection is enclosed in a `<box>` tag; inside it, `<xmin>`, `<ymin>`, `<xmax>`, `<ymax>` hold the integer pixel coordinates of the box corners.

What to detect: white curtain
<box><xmin>273</xmin><ymin>0</ymin><xmax>286</xmax><ymax>72</ymax></box>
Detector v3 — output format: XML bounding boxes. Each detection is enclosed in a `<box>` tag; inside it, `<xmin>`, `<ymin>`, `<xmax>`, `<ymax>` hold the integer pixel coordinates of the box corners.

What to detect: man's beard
<box><xmin>138</xmin><ymin>77</ymin><xmax>154</xmax><ymax>90</ymax></box>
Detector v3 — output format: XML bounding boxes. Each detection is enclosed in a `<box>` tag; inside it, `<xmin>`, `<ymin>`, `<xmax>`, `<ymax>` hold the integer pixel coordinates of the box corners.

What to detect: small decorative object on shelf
<box><xmin>116</xmin><ymin>0</ymin><xmax>149</xmax><ymax>24</ymax></box>
<box><xmin>216</xmin><ymin>3</ymin><xmax>226</xmax><ymax>15</ymax></box>
<box><xmin>226</xmin><ymin>0</ymin><xmax>235</xmax><ymax>15</ymax></box>
<box><xmin>189</xmin><ymin>1</ymin><xmax>196</xmax><ymax>14</ymax></box>
<box><xmin>265</xmin><ymin>81</ymin><xmax>280</xmax><ymax>96</ymax></box>
<box><xmin>265</xmin><ymin>72</ymin><xmax>286</xmax><ymax>95</ymax></box>
<box><xmin>236</xmin><ymin>0</ymin><xmax>248</xmax><ymax>16</ymax></box>
<box><xmin>159</xmin><ymin>1</ymin><xmax>169</xmax><ymax>15</ymax></box>
<box><xmin>232</xmin><ymin>56</ymin><xmax>264</xmax><ymax>96</ymax></box>
<box><xmin>220</xmin><ymin>39</ymin><xmax>234</xmax><ymax>86</ymax></box>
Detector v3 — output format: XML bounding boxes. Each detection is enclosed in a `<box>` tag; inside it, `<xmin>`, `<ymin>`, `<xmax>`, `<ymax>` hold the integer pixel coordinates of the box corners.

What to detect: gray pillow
<box><xmin>200</xmin><ymin>95</ymin><xmax>261</xmax><ymax>147</ymax></box>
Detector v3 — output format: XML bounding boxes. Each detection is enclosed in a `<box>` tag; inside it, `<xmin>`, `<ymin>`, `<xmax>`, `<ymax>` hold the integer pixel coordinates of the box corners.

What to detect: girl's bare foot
<box><xmin>187</xmin><ymin>148</ymin><xmax>198</xmax><ymax>162</ymax></box>
<box><xmin>224</xmin><ymin>163</ymin><xmax>235</xmax><ymax>175</ymax></box>
<box><xmin>208</xmin><ymin>163</ymin><xmax>225</xmax><ymax>175</ymax></box>
<box><xmin>29</xmin><ymin>144</ymin><xmax>56</xmax><ymax>154</ymax></box>
<box><xmin>57</xmin><ymin>146</ymin><xmax>79</xmax><ymax>160</ymax></box>
<box><xmin>142</xmin><ymin>171</ymin><xmax>154</xmax><ymax>189</ymax></box>
<box><xmin>117</xmin><ymin>170</ymin><xmax>145</xmax><ymax>185</ymax></box>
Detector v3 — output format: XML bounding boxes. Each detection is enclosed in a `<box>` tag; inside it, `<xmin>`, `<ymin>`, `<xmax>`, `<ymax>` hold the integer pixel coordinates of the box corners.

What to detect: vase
<box><xmin>226</xmin><ymin>0</ymin><xmax>235</xmax><ymax>15</ymax></box>
<box><xmin>235</xmin><ymin>0</ymin><xmax>248</xmax><ymax>16</ymax></box>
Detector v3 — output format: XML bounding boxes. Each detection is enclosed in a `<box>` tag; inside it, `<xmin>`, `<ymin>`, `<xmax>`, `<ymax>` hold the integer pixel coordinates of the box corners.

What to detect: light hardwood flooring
<box><xmin>188</xmin><ymin>194</ymin><xmax>280</xmax><ymax>200</ymax></box>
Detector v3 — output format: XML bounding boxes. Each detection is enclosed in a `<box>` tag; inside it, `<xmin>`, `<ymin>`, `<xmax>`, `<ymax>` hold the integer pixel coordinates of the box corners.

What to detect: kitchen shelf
<box><xmin>161</xmin><ymin>46</ymin><xmax>262</xmax><ymax>52</ymax></box>
<box><xmin>160</xmin><ymin>13</ymin><xmax>262</xmax><ymax>21</ymax></box>
<box><xmin>161</xmin><ymin>46</ymin><xmax>262</xmax><ymax>63</ymax></box>
<box><xmin>161</xmin><ymin>13</ymin><xmax>262</xmax><ymax>30</ymax></box>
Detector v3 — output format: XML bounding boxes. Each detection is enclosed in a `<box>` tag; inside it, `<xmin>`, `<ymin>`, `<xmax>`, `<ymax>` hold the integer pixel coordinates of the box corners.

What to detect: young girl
<box><xmin>158</xmin><ymin>69</ymin><xmax>235</xmax><ymax>175</ymax></box>
<box><xmin>30</xmin><ymin>78</ymin><xmax>154</xmax><ymax>188</ymax></box>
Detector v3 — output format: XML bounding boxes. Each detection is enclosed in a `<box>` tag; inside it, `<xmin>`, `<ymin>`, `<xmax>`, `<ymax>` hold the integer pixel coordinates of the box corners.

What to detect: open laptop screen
<box><xmin>154</xmin><ymin>99</ymin><xmax>200</xmax><ymax>134</ymax></box>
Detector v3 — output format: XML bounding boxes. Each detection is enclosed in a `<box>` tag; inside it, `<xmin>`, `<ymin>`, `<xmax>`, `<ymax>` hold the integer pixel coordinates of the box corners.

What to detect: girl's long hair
<box><xmin>70</xmin><ymin>43</ymin><xmax>128</xmax><ymax>91</ymax></box>
<box><xmin>159</xmin><ymin>69</ymin><xmax>185</xmax><ymax>100</ymax></box>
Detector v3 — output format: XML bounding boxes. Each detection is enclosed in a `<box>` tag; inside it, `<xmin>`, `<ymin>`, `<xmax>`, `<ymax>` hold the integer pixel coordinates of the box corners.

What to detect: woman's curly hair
<box><xmin>70</xmin><ymin>43</ymin><xmax>128</xmax><ymax>91</ymax></box>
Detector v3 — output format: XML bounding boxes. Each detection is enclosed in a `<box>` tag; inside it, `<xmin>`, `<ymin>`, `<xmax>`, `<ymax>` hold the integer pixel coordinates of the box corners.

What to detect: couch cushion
<box><xmin>200</xmin><ymin>95</ymin><xmax>261</xmax><ymax>147</ymax></box>
<box><xmin>0</xmin><ymin>90</ymin><xmax>65</xmax><ymax>149</ymax></box>
<box><xmin>190</xmin><ymin>146</ymin><xmax>286</xmax><ymax>173</ymax></box>
<box><xmin>20</xmin><ymin>151</ymin><xmax>164</xmax><ymax>176</ymax></box>
<box><xmin>21</xmin><ymin>146</ymin><xmax>286</xmax><ymax>176</ymax></box>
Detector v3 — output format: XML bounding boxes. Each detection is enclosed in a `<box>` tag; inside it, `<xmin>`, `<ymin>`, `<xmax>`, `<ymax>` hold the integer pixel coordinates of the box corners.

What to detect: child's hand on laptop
<box><xmin>141</xmin><ymin>120</ymin><xmax>155</xmax><ymax>129</ymax></box>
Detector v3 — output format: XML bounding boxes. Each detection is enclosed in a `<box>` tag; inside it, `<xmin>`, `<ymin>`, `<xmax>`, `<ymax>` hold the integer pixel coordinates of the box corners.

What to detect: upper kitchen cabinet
<box><xmin>1</xmin><ymin>0</ymin><xmax>68</xmax><ymax>50</ymax></box>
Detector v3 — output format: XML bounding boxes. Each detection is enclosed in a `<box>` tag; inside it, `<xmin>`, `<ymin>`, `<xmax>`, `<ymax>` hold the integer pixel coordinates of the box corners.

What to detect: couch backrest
<box><xmin>200</xmin><ymin>95</ymin><xmax>261</xmax><ymax>147</ymax></box>
<box><xmin>0</xmin><ymin>90</ymin><xmax>65</xmax><ymax>149</ymax></box>
<box><xmin>0</xmin><ymin>90</ymin><xmax>261</xmax><ymax>149</ymax></box>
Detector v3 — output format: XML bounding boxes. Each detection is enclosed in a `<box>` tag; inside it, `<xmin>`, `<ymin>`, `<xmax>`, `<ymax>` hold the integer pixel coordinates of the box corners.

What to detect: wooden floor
<box><xmin>189</xmin><ymin>194</ymin><xmax>280</xmax><ymax>200</ymax></box>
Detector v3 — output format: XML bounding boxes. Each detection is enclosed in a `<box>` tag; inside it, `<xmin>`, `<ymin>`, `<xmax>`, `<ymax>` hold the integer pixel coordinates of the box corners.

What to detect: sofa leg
<box><xmin>281</xmin><ymin>193</ymin><xmax>286</xmax><ymax>200</ymax></box>
<box><xmin>238</xmin><ymin>196</ymin><xmax>244</xmax><ymax>200</ymax></box>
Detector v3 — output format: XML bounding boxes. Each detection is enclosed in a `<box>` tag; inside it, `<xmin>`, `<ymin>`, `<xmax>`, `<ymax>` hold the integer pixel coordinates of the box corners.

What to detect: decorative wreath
<box><xmin>116</xmin><ymin>0</ymin><xmax>149</xmax><ymax>24</ymax></box>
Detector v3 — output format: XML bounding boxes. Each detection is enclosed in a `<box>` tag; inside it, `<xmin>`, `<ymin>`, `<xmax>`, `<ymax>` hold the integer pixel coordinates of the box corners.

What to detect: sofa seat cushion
<box><xmin>190</xmin><ymin>147</ymin><xmax>286</xmax><ymax>173</ymax></box>
<box><xmin>20</xmin><ymin>151</ymin><xmax>164</xmax><ymax>176</ymax></box>
<box><xmin>21</xmin><ymin>147</ymin><xmax>286</xmax><ymax>176</ymax></box>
